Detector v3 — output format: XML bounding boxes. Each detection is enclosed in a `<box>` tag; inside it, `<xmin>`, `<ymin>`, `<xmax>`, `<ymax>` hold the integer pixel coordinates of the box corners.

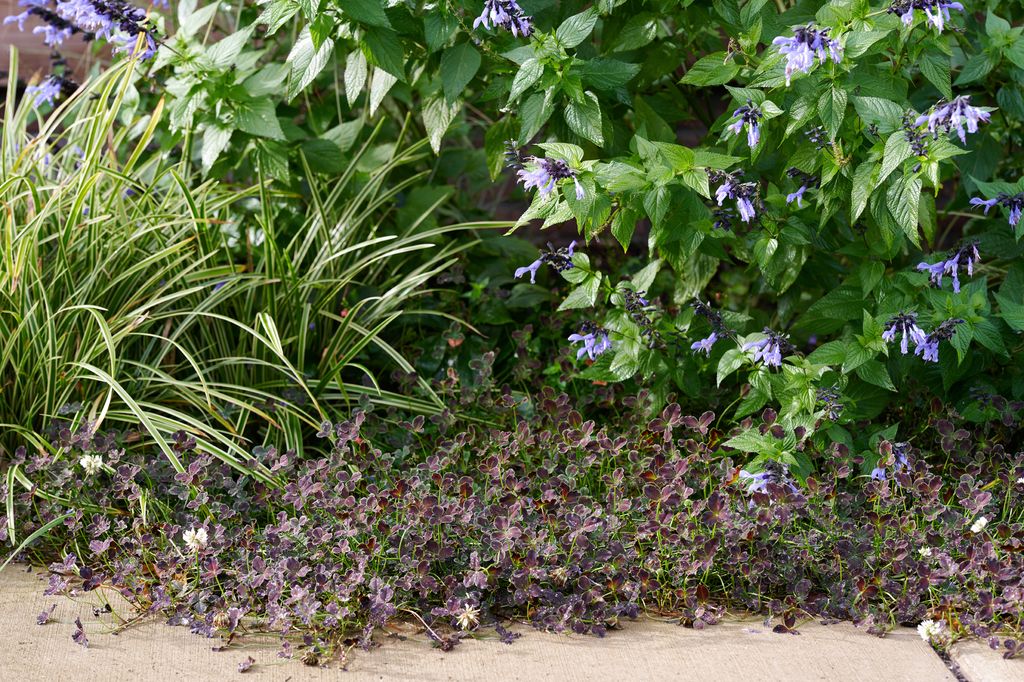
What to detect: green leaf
<box><xmin>423</xmin><ymin>95</ymin><xmax>460</xmax><ymax>153</ymax></box>
<box><xmin>207</xmin><ymin>26</ymin><xmax>254</xmax><ymax>69</ymax></box>
<box><xmin>723</xmin><ymin>427</ymin><xmax>777</xmax><ymax>454</ymax></box>
<box><xmin>643</xmin><ymin>185</ymin><xmax>670</xmax><ymax>230</ymax></box>
<box><xmin>556</xmin><ymin>8</ymin><xmax>598</xmax><ymax>49</ymax></box>
<box><xmin>886</xmin><ymin>175</ymin><xmax>922</xmax><ymax>247</ymax></box>
<box><xmin>509</xmin><ymin>58</ymin><xmax>543</xmax><ymax>101</ymax></box>
<box><xmin>286</xmin><ymin>28</ymin><xmax>335</xmax><ymax>100</ymax></box>
<box><xmin>844</xmin><ymin>29</ymin><xmax>889</xmax><ymax>59</ymax></box>
<box><xmin>242</xmin><ymin>64</ymin><xmax>289</xmax><ymax>98</ymax></box>
<box><xmin>202</xmin><ymin>123</ymin><xmax>233</xmax><ymax>172</ymax></box>
<box><xmin>850</xmin><ymin>161</ymin><xmax>876</xmax><ymax>223</ymax></box>
<box><xmin>681</xmin><ymin>52</ymin><xmax>739</xmax><ymax>86</ymax></box>
<box><xmin>995</xmin><ymin>292</ymin><xmax>1024</xmax><ymax>332</ymax></box>
<box><xmin>578</xmin><ymin>59</ymin><xmax>640</xmax><ymax>90</ymax></box>
<box><xmin>440</xmin><ymin>43</ymin><xmax>481</xmax><ymax>102</ymax></box>
<box><xmin>235</xmin><ymin>98</ymin><xmax>285</xmax><ymax>140</ymax></box>
<box><xmin>424</xmin><ymin>12</ymin><xmax>458</xmax><ymax>51</ymax></box>
<box><xmin>611</xmin><ymin>13</ymin><xmax>657</xmax><ymax>52</ymax></box>
<box><xmin>879</xmin><ymin>132</ymin><xmax>912</xmax><ymax>187</ymax></box>
<box><xmin>855</xmin><ymin>360</ymin><xmax>895</xmax><ymax>391</ymax></box>
<box><xmin>363</xmin><ymin>27</ymin><xmax>405</xmax><ymax>81</ymax></box>
<box><xmin>954</xmin><ymin>52</ymin><xmax>996</xmax><ymax>86</ymax></box>
<box><xmin>344</xmin><ymin>50</ymin><xmax>368</xmax><ymax>106</ymax></box>
<box><xmin>716</xmin><ymin>348</ymin><xmax>745</xmax><ymax>386</ymax></box>
<box><xmin>919</xmin><ymin>49</ymin><xmax>952</xmax><ymax>100</ymax></box>
<box><xmin>180</xmin><ymin>0</ymin><xmax>220</xmax><ymax>40</ymax></box>
<box><xmin>300</xmin><ymin>138</ymin><xmax>345</xmax><ymax>174</ymax></box>
<box><xmin>818</xmin><ymin>85</ymin><xmax>847</xmax><ymax>139</ymax></box>
<box><xmin>341</xmin><ymin>0</ymin><xmax>389</xmax><ymax>27</ymax></box>
<box><xmin>558</xmin><ymin>276</ymin><xmax>601</xmax><ymax>310</ymax></box>
<box><xmin>368</xmin><ymin>68</ymin><xmax>397</xmax><ymax>116</ymax></box>
<box><xmin>852</xmin><ymin>96</ymin><xmax>904</xmax><ymax>133</ymax></box>
<box><xmin>564</xmin><ymin>91</ymin><xmax>604</xmax><ymax>145</ymax></box>
<box><xmin>518</xmin><ymin>91</ymin><xmax>554</xmax><ymax>145</ymax></box>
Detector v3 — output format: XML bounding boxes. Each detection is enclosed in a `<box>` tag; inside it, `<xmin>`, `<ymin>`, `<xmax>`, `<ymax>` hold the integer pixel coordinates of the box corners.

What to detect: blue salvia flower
<box><xmin>915</xmin><ymin>96</ymin><xmax>990</xmax><ymax>144</ymax></box>
<box><xmin>882</xmin><ymin>312</ymin><xmax>927</xmax><ymax>355</ymax></box>
<box><xmin>725</xmin><ymin>100</ymin><xmax>762</xmax><ymax>148</ymax></box>
<box><xmin>871</xmin><ymin>442</ymin><xmax>910</xmax><ymax>481</ymax></box>
<box><xmin>514</xmin><ymin>241</ymin><xmax>576</xmax><ymax>284</ymax></box>
<box><xmin>7</xmin><ymin>0</ymin><xmax>158</xmax><ymax>59</ymax></box>
<box><xmin>709</xmin><ymin>170</ymin><xmax>758</xmax><ymax>223</ymax></box>
<box><xmin>742</xmin><ymin>328</ymin><xmax>792</xmax><ymax>368</ymax></box>
<box><xmin>568</xmin><ymin>322</ymin><xmax>612</xmax><ymax>361</ymax></box>
<box><xmin>771</xmin><ymin>24</ymin><xmax>842</xmax><ymax>86</ymax></box>
<box><xmin>785</xmin><ymin>168</ymin><xmax>817</xmax><ymax>208</ymax></box>
<box><xmin>739</xmin><ymin>461</ymin><xmax>798</xmax><ymax>495</ymax></box>
<box><xmin>689</xmin><ymin>298</ymin><xmax>732</xmax><ymax>356</ymax></box>
<box><xmin>888</xmin><ymin>0</ymin><xmax>964</xmax><ymax>32</ymax></box>
<box><xmin>25</xmin><ymin>75</ymin><xmax>65</xmax><ymax>107</ymax></box>
<box><xmin>917</xmin><ymin>242</ymin><xmax>980</xmax><ymax>293</ymax></box>
<box><xmin>473</xmin><ymin>0</ymin><xmax>532</xmax><ymax>37</ymax></box>
<box><xmin>914</xmin><ymin>318</ymin><xmax>963</xmax><ymax>363</ymax></box>
<box><xmin>970</xmin><ymin>192</ymin><xmax>1024</xmax><ymax>228</ymax></box>
<box><xmin>517</xmin><ymin>157</ymin><xmax>584</xmax><ymax>200</ymax></box>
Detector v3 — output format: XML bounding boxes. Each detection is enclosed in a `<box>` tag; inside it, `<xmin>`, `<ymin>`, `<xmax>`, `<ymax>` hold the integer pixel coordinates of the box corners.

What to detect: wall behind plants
<box><xmin>8</xmin><ymin>0</ymin><xmax>1024</xmax><ymax>477</ymax></box>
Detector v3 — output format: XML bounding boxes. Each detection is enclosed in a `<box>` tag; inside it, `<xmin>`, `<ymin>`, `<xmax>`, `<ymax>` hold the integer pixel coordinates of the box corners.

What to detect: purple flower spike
<box><xmin>568</xmin><ymin>322</ymin><xmax>612</xmax><ymax>361</ymax></box>
<box><xmin>709</xmin><ymin>170</ymin><xmax>758</xmax><ymax>223</ymax></box>
<box><xmin>970</xmin><ymin>192</ymin><xmax>1024</xmax><ymax>229</ymax></box>
<box><xmin>25</xmin><ymin>76</ymin><xmax>63</xmax><ymax>107</ymax></box>
<box><xmin>888</xmin><ymin>1</ymin><xmax>964</xmax><ymax>32</ymax></box>
<box><xmin>474</xmin><ymin>0</ymin><xmax>533</xmax><ymax>37</ymax></box>
<box><xmin>915</xmin><ymin>96</ymin><xmax>990</xmax><ymax>144</ymax></box>
<box><xmin>772</xmin><ymin>23</ymin><xmax>842</xmax><ymax>86</ymax></box>
<box><xmin>690</xmin><ymin>331</ymin><xmax>719</xmax><ymax>356</ymax></box>
<box><xmin>513</xmin><ymin>241</ymin><xmax>577</xmax><ymax>284</ymax></box>
<box><xmin>882</xmin><ymin>312</ymin><xmax>927</xmax><ymax>355</ymax></box>
<box><xmin>917</xmin><ymin>242</ymin><xmax>979</xmax><ymax>294</ymax></box>
<box><xmin>786</xmin><ymin>185</ymin><xmax>808</xmax><ymax>207</ymax></box>
<box><xmin>725</xmin><ymin>100</ymin><xmax>762</xmax><ymax>149</ymax></box>
<box><xmin>913</xmin><ymin>318</ymin><xmax>964</xmax><ymax>363</ymax></box>
<box><xmin>742</xmin><ymin>328</ymin><xmax>792</xmax><ymax>368</ymax></box>
<box><xmin>517</xmin><ymin>157</ymin><xmax>582</xmax><ymax>199</ymax></box>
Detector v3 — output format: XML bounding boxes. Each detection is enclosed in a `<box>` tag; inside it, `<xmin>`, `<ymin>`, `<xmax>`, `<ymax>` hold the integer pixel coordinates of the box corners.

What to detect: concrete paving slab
<box><xmin>951</xmin><ymin>639</ymin><xmax>1024</xmax><ymax>682</ymax></box>
<box><xmin>0</xmin><ymin>566</ymin><xmax>956</xmax><ymax>682</ymax></box>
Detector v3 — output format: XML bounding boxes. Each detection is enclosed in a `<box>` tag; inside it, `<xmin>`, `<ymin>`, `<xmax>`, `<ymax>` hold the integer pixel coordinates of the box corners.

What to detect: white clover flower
<box><xmin>918</xmin><ymin>547</ymin><xmax>933</xmax><ymax>558</ymax></box>
<box><xmin>917</xmin><ymin>619</ymin><xmax>945</xmax><ymax>644</ymax></box>
<box><xmin>183</xmin><ymin>527</ymin><xmax>208</xmax><ymax>552</ymax></box>
<box><xmin>455</xmin><ymin>604</ymin><xmax>480</xmax><ymax>631</ymax></box>
<box><xmin>970</xmin><ymin>516</ymin><xmax>988</xmax><ymax>534</ymax></box>
<box><xmin>79</xmin><ymin>454</ymin><xmax>103</xmax><ymax>476</ymax></box>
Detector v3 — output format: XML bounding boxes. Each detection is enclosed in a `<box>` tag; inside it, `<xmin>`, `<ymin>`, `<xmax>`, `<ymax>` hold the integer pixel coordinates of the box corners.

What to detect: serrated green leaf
<box><xmin>564</xmin><ymin>91</ymin><xmax>604</xmax><ymax>145</ymax></box>
<box><xmin>341</xmin><ymin>0</ymin><xmax>389</xmax><ymax>27</ymax></box>
<box><xmin>363</xmin><ymin>26</ymin><xmax>405</xmax><ymax>81</ymax></box>
<box><xmin>235</xmin><ymin>97</ymin><xmax>285</xmax><ymax>140</ymax></box>
<box><xmin>509</xmin><ymin>58</ymin><xmax>543</xmax><ymax>101</ymax></box>
<box><xmin>286</xmin><ymin>28</ymin><xmax>335</xmax><ymax>100</ymax></box>
<box><xmin>556</xmin><ymin>8</ymin><xmax>598</xmax><ymax>48</ymax></box>
<box><xmin>423</xmin><ymin>95</ymin><xmax>460</xmax><ymax>153</ymax></box>
<box><xmin>818</xmin><ymin>85</ymin><xmax>847</xmax><ymax>139</ymax></box>
<box><xmin>441</xmin><ymin>43</ymin><xmax>481</xmax><ymax>102</ymax></box>
<box><xmin>681</xmin><ymin>53</ymin><xmax>739</xmax><ymax>86</ymax></box>
<box><xmin>344</xmin><ymin>50</ymin><xmax>368</xmax><ymax>106</ymax></box>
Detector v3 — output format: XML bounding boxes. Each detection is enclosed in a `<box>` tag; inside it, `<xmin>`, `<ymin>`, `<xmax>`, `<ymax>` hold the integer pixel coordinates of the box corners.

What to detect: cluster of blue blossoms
<box><xmin>473</xmin><ymin>0</ymin><xmax>532</xmax><ymax>37</ymax></box>
<box><xmin>771</xmin><ymin>23</ymin><xmax>842</xmax><ymax>86</ymax></box>
<box><xmin>5</xmin><ymin>0</ymin><xmax>159</xmax><ymax>105</ymax></box>
<box><xmin>917</xmin><ymin>242</ymin><xmax>980</xmax><ymax>294</ymax></box>
<box><xmin>887</xmin><ymin>0</ymin><xmax>964</xmax><ymax>32</ymax></box>
<box><xmin>882</xmin><ymin>313</ymin><xmax>963</xmax><ymax>363</ymax></box>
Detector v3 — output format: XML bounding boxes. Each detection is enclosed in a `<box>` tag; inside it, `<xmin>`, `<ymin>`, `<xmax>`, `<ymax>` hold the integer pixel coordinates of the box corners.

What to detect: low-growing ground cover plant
<box><xmin>4</xmin><ymin>382</ymin><xmax>1024</xmax><ymax>664</ymax></box>
<box><xmin>2</xmin><ymin>0</ymin><xmax>1024</xmax><ymax>670</ymax></box>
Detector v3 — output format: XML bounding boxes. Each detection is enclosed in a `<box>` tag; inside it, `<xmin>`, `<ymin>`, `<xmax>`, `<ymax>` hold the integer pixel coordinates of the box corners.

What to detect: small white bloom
<box><xmin>1016</xmin><ymin>477</ymin><xmax>1024</xmax><ymax>485</ymax></box>
<box><xmin>79</xmin><ymin>454</ymin><xmax>103</xmax><ymax>476</ymax></box>
<box><xmin>970</xmin><ymin>516</ymin><xmax>988</xmax><ymax>534</ymax></box>
<box><xmin>918</xmin><ymin>547</ymin><xmax>933</xmax><ymax>558</ymax></box>
<box><xmin>183</xmin><ymin>527</ymin><xmax>208</xmax><ymax>552</ymax></box>
<box><xmin>455</xmin><ymin>604</ymin><xmax>480</xmax><ymax>630</ymax></box>
<box><xmin>917</xmin><ymin>619</ymin><xmax>945</xmax><ymax>643</ymax></box>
